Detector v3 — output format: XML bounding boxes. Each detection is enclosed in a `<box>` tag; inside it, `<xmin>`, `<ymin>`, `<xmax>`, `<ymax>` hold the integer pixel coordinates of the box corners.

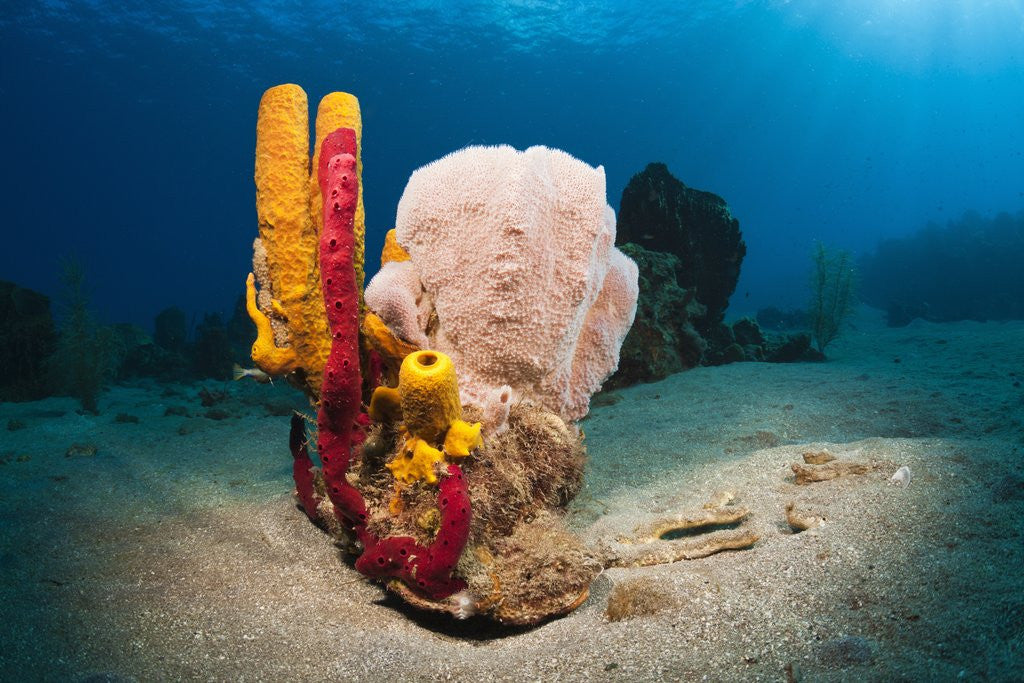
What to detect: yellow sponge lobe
<box><xmin>362</xmin><ymin>311</ymin><xmax>419</xmax><ymax>368</ymax></box>
<box><xmin>245</xmin><ymin>273</ymin><xmax>298</xmax><ymax>375</ymax></box>
<box><xmin>368</xmin><ymin>385</ymin><xmax>403</xmax><ymax>423</ymax></box>
<box><xmin>387</xmin><ymin>437</ymin><xmax>445</xmax><ymax>485</ymax></box>
<box><xmin>444</xmin><ymin>419</ymin><xmax>482</xmax><ymax>458</ymax></box>
<box><xmin>381</xmin><ymin>228</ymin><xmax>410</xmax><ymax>265</ymax></box>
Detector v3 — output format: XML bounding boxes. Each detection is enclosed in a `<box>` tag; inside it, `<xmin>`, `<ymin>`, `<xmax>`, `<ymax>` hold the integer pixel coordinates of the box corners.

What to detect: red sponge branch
<box><xmin>355</xmin><ymin>464</ymin><xmax>471</xmax><ymax>600</ymax></box>
<box><xmin>315</xmin><ymin>127</ymin><xmax>370</xmax><ymax>535</ymax></box>
<box><xmin>289</xmin><ymin>414</ymin><xmax>322</xmax><ymax>523</ymax></box>
<box><xmin>292</xmin><ymin>126</ymin><xmax>472</xmax><ymax>602</ymax></box>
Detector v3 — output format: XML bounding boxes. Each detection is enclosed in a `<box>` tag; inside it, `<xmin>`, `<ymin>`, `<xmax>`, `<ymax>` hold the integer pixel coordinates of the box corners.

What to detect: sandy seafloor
<box><xmin>1</xmin><ymin>308</ymin><xmax>1022</xmax><ymax>682</ymax></box>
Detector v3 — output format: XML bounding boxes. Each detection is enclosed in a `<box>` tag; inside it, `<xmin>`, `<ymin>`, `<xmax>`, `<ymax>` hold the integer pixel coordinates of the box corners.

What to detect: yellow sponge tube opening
<box><xmin>398</xmin><ymin>350</ymin><xmax>461</xmax><ymax>442</ymax></box>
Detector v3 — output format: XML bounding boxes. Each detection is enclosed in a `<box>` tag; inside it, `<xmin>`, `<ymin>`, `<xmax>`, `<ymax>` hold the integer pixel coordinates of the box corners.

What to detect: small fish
<box><xmin>233</xmin><ymin>363</ymin><xmax>272</xmax><ymax>384</ymax></box>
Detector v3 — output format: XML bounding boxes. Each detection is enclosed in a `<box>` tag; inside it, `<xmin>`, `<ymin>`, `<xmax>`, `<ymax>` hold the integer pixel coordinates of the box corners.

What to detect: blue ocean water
<box><xmin>2</xmin><ymin>3</ymin><xmax>1024</xmax><ymax>681</ymax></box>
<box><xmin>2</xmin><ymin>1</ymin><xmax>1022</xmax><ymax>329</ymax></box>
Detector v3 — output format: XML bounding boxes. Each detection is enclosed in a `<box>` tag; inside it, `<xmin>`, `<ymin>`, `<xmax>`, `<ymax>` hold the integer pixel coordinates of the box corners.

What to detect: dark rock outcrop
<box><xmin>193</xmin><ymin>313</ymin><xmax>233</xmax><ymax>380</ymax></box>
<box><xmin>860</xmin><ymin>210</ymin><xmax>1024</xmax><ymax>326</ymax></box>
<box><xmin>116</xmin><ymin>321</ymin><xmax>189</xmax><ymax>381</ymax></box>
<box><xmin>0</xmin><ymin>280</ymin><xmax>57</xmax><ymax>400</ymax></box>
<box><xmin>764</xmin><ymin>331</ymin><xmax>822</xmax><ymax>363</ymax></box>
<box><xmin>607</xmin><ymin>244</ymin><xmax>705</xmax><ymax>388</ymax></box>
<box><xmin>154</xmin><ymin>306</ymin><xmax>187</xmax><ymax>353</ymax></box>
<box><xmin>703</xmin><ymin>319</ymin><xmax>822</xmax><ymax>366</ymax></box>
<box><xmin>616</xmin><ymin>162</ymin><xmax>746</xmax><ymax>338</ymax></box>
<box><xmin>607</xmin><ymin>164</ymin><xmax>819</xmax><ymax>389</ymax></box>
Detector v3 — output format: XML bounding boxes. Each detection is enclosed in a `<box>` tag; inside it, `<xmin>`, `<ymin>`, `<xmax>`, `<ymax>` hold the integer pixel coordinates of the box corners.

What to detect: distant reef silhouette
<box><xmin>860</xmin><ymin>210</ymin><xmax>1024</xmax><ymax>326</ymax></box>
<box><xmin>0</xmin><ymin>279</ymin><xmax>57</xmax><ymax>401</ymax></box>
<box><xmin>1</xmin><ymin>264</ymin><xmax>255</xmax><ymax>409</ymax></box>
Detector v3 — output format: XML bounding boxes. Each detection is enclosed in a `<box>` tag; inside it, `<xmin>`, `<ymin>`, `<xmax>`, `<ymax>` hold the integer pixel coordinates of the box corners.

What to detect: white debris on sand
<box><xmin>889</xmin><ymin>465</ymin><xmax>912</xmax><ymax>487</ymax></box>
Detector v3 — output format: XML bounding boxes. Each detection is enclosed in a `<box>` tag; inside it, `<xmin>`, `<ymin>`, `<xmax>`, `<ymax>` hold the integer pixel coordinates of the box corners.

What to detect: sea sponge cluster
<box><xmin>364</xmin><ymin>144</ymin><xmax>638</xmax><ymax>422</ymax></box>
<box><xmin>249</xmin><ymin>94</ymin><xmax>633</xmax><ymax>623</ymax></box>
<box><xmin>248</xmin><ymin>84</ymin><xmax>366</xmax><ymax>397</ymax></box>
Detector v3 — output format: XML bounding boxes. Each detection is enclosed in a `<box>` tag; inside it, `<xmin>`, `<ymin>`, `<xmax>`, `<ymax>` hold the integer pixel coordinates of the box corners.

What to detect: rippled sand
<box><xmin>2</xmin><ymin>309</ymin><xmax>1022</xmax><ymax>681</ymax></box>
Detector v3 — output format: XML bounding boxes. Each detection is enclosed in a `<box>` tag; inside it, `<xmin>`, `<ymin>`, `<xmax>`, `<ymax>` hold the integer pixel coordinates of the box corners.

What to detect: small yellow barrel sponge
<box><xmin>378</xmin><ymin>350</ymin><xmax>482</xmax><ymax>484</ymax></box>
<box><xmin>398</xmin><ymin>350</ymin><xmax>462</xmax><ymax>442</ymax></box>
<box><xmin>248</xmin><ymin>84</ymin><xmax>364</xmax><ymax>397</ymax></box>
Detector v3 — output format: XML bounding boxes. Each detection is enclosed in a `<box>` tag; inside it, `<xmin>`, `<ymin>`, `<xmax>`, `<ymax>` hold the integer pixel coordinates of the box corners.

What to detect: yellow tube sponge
<box><xmin>310</xmin><ymin>92</ymin><xmax>365</xmax><ymax>304</ymax></box>
<box><xmin>253</xmin><ymin>84</ymin><xmax>330</xmax><ymax>392</ymax></box>
<box><xmin>387</xmin><ymin>437</ymin><xmax>445</xmax><ymax>485</ymax></box>
<box><xmin>443</xmin><ymin>419</ymin><xmax>482</xmax><ymax>458</ymax></box>
<box><xmin>255</xmin><ymin>87</ymin><xmax>310</xmax><ymax>284</ymax></box>
<box><xmin>398</xmin><ymin>350</ymin><xmax>461</xmax><ymax>443</ymax></box>
<box><xmin>245</xmin><ymin>273</ymin><xmax>298</xmax><ymax>375</ymax></box>
<box><xmin>251</xmin><ymin>85</ymin><xmax>366</xmax><ymax>397</ymax></box>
